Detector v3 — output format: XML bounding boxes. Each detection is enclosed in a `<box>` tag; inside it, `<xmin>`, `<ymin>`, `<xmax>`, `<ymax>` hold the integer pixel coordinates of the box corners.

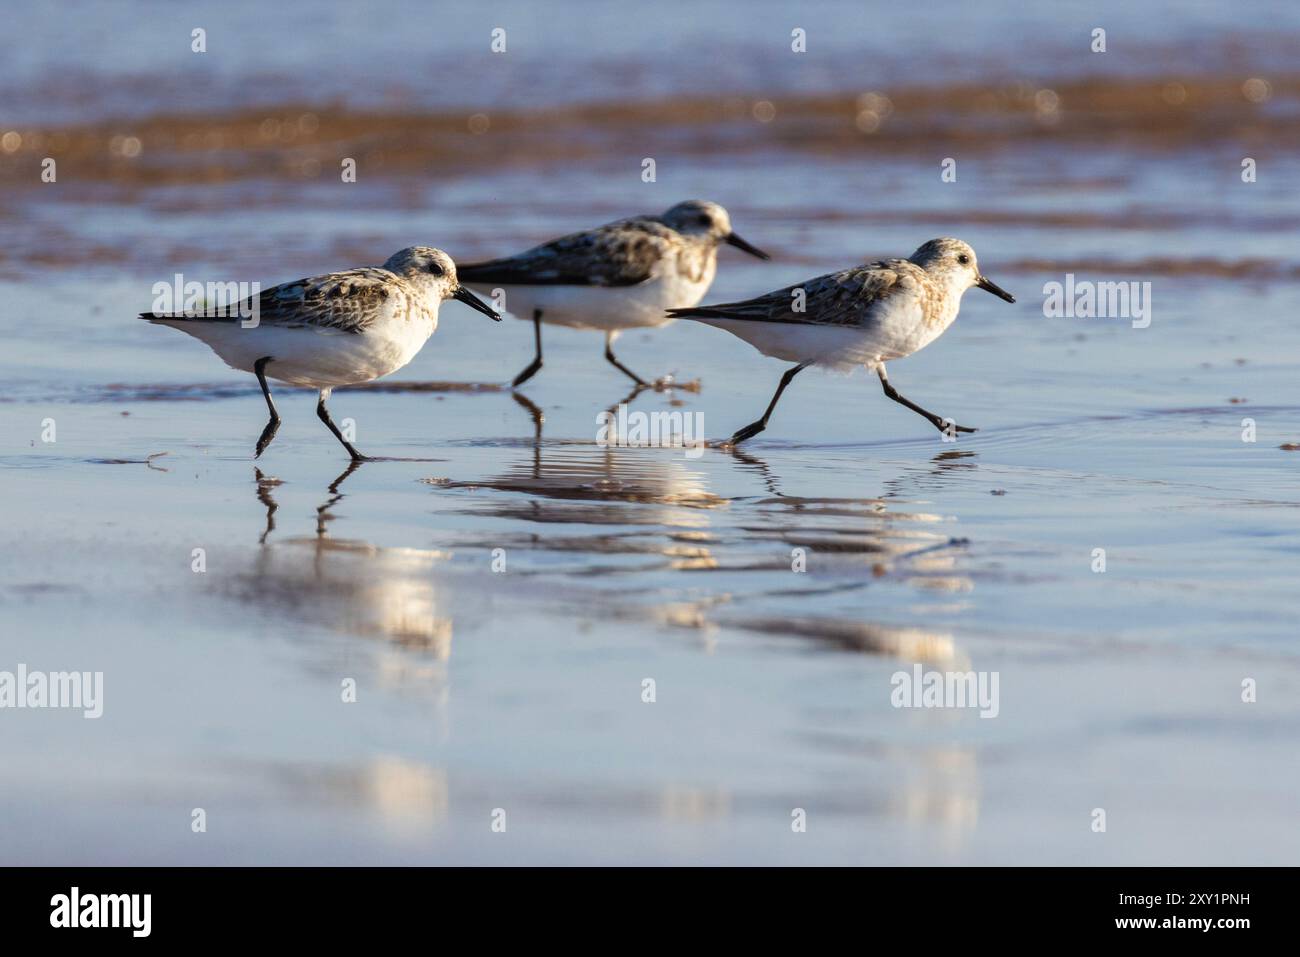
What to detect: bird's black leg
<box><xmin>253</xmin><ymin>356</ymin><xmax>281</xmax><ymax>458</ymax></box>
<box><xmin>728</xmin><ymin>362</ymin><xmax>807</xmax><ymax>445</ymax></box>
<box><xmin>877</xmin><ymin>367</ymin><xmax>976</xmax><ymax>435</ymax></box>
<box><xmin>511</xmin><ymin>309</ymin><xmax>545</xmax><ymax>387</ymax></box>
<box><xmin>604</xmin><ymin>331</ymin><xmax>649</xmax><ymax>387</ymax></box>
<box><xmin>316</xmin><ymin>389</ymin><xmax>369</xmax><ymax>461</ymax></box>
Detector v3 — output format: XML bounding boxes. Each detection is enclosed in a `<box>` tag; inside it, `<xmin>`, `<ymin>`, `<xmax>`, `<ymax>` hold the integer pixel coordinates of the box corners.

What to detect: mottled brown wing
<box><xmin>458</xmin><ymin>219</ymin><xmax>672</xmax><ymax>287</ymax></box>
<box><xmin>142</xmin><ymin>267</ymin><xmax>406</xmax><ymax>333</ymax></box>
<box><xmin>253</xmin><ymin>268</ymin><xmax>406</xmax><ymax>332</ymax></box>
<box><xmin>669</xmin><ymin>262</ymin><xmax>911</xmax><ymax>327</ymax></box>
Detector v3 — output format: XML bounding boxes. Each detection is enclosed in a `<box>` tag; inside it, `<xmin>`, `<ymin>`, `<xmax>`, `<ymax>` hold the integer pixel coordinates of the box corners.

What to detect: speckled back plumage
<box><xmin>233</xmin><ymin>267</ymin><xmax>425</xmax><ymax>333</ymax></box>
<box><xmin>668</xmin><ymin>260</ymin><xmax>935</xmax><ymax>328</ymax></box>
<box><xmin>458</xmin><ymin>213</ymin><xmax>716</xmax><ymax>288</ymax></box>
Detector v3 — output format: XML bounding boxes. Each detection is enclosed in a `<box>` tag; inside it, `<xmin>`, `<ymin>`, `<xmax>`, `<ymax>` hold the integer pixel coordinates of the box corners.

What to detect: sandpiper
<box><xmin>458</xmin><ymin>200</ymin><xmax>769</xmax><ymax>388</ymax></box>
<box><xmin>667</xmin><ymin>238</ymin><xmax>1015</xmax><ymax>444</ymax></box>
<box><xmin>143</xmin><ymin>247</ymin><xmax>500</xmax><ymax>460</ymax></box>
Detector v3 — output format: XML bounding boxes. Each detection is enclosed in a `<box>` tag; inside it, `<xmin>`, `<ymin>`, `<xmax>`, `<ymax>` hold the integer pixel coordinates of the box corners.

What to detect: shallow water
<box><xmin>1</xmin><ymin>2</ymin><xmax>1298</xmax><ymax>864</ymax></box>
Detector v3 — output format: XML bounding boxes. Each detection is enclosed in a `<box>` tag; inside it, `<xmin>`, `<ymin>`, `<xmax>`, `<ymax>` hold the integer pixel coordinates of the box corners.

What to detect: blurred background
<box><xmin>1</xmin><ymin>1</ymin><xmax>1298</xmax><ymax>865</ymax></box>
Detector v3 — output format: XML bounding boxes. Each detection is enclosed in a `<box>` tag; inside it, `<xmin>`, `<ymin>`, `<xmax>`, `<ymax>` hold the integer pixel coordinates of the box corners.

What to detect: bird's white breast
<box><xmin>158</xmin><ymin>298</ymin><xmax>439</xmax><ymax>389</ymax></box>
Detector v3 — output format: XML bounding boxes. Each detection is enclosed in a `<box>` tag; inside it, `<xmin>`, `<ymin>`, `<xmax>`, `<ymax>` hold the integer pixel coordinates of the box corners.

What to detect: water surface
<box><xmin>1</xmin><ymin>1</ymin><xmax>1297</xmax><ymax>865</ymax></box>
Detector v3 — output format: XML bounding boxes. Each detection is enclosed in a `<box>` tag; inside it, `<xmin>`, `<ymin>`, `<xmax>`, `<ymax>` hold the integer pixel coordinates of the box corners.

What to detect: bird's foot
<box><xmin>651</xmin><ymin>374</ymin><xmax>701</xmax><ymax>393</ymax></box>
<box><xmin>727</xmin><ymin>421</ymin><xmax>766</xmax><ymax>445</ymax></box>
<box><xmin>511</xmin><ymin>360</ymin><xmax>543</xmax><ymax>389</ymax></box>
<box><xmin>254</xmin><ymin>419</ymin><xmax>281</xmax><ymax>459</ymax></box>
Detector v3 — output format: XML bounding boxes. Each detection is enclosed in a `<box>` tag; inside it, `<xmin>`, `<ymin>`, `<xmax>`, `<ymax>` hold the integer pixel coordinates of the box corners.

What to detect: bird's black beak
<box><xmin>453</xmin><ymin>285</ymin><xmax>501</xmax><ymax>320</ymax></box>
<box><xmin>976</xmin><ymin>275</ymin><xmax>1015</xmax><ymax>303</ymax></box>
<box><xmin>725</xmin><ymin>233</ymin><xmax>771</xmax><ymax>261</ymax></box>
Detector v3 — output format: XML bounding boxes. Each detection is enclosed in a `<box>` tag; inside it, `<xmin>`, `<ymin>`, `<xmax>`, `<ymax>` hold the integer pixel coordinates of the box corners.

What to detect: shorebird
<box><xmin>458</xmin><ymin>200</ymin><xmax>769</xmax><ymax>388</ymax></box>
<box><xmin>143</xmin><ymin>246</ymin><xmax>500</xmax><ymax>460</ymax></box>
<box><xmin>667</xmin><ymin>238</ymin><xmax>1015</xmax><ymax>444</ymax></box>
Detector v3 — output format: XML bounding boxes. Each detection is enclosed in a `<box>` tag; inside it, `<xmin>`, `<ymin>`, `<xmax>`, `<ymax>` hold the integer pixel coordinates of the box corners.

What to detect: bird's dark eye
<box><xmin>957</xmin><ymin>254</ymin><xmax>970</xmax><ymax>265</ymax></box>
<box><xmin>428</xmin><ymin>262</ymin><xmax>444</xmax><ymax>276</ymax></box>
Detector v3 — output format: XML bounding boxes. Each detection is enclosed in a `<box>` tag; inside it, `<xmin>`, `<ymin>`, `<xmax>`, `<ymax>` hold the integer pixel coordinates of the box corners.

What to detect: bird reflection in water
<box><xmin>247</xmin><ymin>463</ymin><xmax>454</xmax><ymax>661</ymax></box>
<box><xmin>432</xmin><ymin>420</ymin><xmax>974</xmax><ymax>666</ymax></box>
<box><xmin>510</xmin><ymin>379</ymin><xmax>684</xmax><ymax>445</ymax></box>
<box><xmin>444</xmin><ymin>417</ymin><xmax>727</xmax><ymax>537</ymax></box>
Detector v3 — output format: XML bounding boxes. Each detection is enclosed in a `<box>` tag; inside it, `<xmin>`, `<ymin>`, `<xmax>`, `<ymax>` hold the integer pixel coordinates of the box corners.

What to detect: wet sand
<box><xmin>4</xmin><ymin>298</ymin><xmax>1299</xmax><ymax>864</ymax></box>
<box><xmin>2</xmin><ymin>1</ymin><xmax>1299</xmax><ymax>865</ymax></box>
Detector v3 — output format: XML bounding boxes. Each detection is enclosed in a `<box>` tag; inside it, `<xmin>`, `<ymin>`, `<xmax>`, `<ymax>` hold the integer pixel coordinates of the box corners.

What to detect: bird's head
<box><xmin>908</xmin><ymin>238</ymin><xmax>1015</xmax><ymax>304</ymax></box>
<box><xmin>660</xmin><ymin>200</ymin><xmax>769</xmax><ymax>260</ymax></box>
<box><xmin>383</xmin><ymin>246</ymin><xmax>500</xmax><ymax>320</ymax></box>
